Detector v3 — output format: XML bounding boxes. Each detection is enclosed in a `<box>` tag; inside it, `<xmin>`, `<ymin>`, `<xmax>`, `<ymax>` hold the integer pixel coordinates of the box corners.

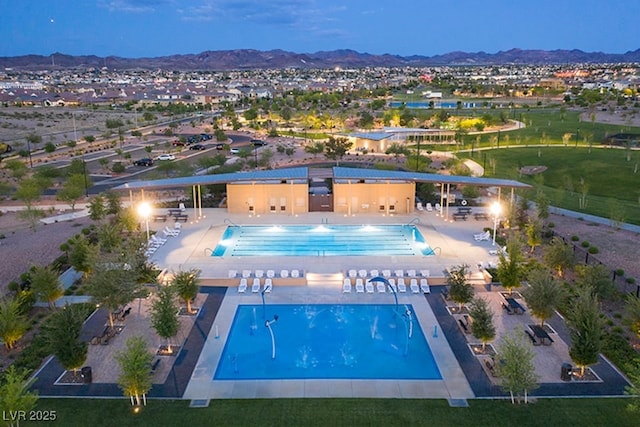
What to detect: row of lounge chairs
<box><xmin>346</xmin><ymin>269</ymin><xmax>430</xmax><ymax>279</ymax></box>
<box><xmin>416</xmin><ymin>202</ymin><xmax>441</xmax><ymax>212</ymax></box>
<box><xmin>229</xmin><ymin>269</ymin><xmax>302</xmax><ymax>279</ymax></box>
<box><xmin>343</xmin><ymin>277</ymin><xmax>430</xmax><ymax>294</ymax></box>
<box><xmin>238</xmin><ymin>277</ymin><xmax>273</xmax><ymax>293</ymax></box>
<box><xmin>144</xmin><ymin>225</ymin><xmax>182</xmax><ymax>257</ymax></box>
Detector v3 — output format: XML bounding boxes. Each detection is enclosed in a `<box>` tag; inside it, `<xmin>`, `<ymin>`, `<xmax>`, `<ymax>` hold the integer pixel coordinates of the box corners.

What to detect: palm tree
<box><xmin>171</xmin><ymin>269</ymin><xmax>200</xmax><ymax>314</ymax></box>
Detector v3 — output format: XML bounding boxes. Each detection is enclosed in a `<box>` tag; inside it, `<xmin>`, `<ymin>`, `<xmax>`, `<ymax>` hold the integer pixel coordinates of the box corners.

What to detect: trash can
<box><xmin>81</xmin><ymin>366</ymin><xmax>92</xmax><ymax>384</ymax></box>
<box><xmin>560</xmin><ymin>363</ymin><xmax>572</xmax><ymax>381</ymax></box>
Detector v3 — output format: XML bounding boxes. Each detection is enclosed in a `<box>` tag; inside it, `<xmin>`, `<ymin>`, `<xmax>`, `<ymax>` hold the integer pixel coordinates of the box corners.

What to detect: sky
<box><xmin>1</xmin><ymin>0</ymin><xmax>639</xmax><ymax>58</ymax></box>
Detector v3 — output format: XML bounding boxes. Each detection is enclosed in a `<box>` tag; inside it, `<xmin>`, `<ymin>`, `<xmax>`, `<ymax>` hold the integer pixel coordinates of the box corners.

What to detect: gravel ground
<box><xmin>0</xmin><ymin>210</ymin><xmax>92</xmax><ymax>294</ymax></box>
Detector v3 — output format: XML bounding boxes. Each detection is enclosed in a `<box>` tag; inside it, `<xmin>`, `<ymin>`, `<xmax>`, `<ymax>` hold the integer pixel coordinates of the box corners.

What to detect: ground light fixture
<box><xmin>490</xmin><ymin>201</ymin><xmax>502</xmax><ymax>246</ymax></box>
<box><xmin>138</xmin><ymin>201</ymin><xmax>152</xmax><ymax>240</ymax></box>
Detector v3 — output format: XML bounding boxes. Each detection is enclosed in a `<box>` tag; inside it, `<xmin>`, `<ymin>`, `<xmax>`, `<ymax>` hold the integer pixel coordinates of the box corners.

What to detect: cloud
<box><xmin>97</xmin><ymin>0</ymin><xmax>167</xmax><ymax>13</ymax></box>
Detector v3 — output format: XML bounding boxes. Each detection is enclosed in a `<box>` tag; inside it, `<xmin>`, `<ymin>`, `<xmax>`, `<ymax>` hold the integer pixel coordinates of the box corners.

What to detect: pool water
<box><xmin>214</xmin><ymin>304</ymin><xmax>442</xmax><ymax>380</ymax></box>
<box><xmin>212</xmin><ymin>224</ymin><xmax>434</xmax><ymax>256</ymax></box>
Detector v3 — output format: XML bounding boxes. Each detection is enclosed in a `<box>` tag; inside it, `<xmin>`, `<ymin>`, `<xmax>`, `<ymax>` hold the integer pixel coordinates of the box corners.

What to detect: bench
<box><xmin>474</xmin><ymin>212</ymin><xmax>489</xmax><ymax>220</ymax></box>
<box><xmin>502</xmin><ymin>302</ymin><xmax>514</xmax><ymax>315</ymax></box>
<box><xmin>484</xmin><ymin>359</ymin><xmax>498</xmax><ymax>377</ymax></box>
<box><xmin>458</xmin><ymin>318</ymin><xmax>470</xmax><ymax>334</ymax></box>
<box><xmin>168</xmin><ymin>209</ymin><xmax>183</xmax><ymax>216</ymax></box>
<box><xmin>153</xmin><ymin>214</ymin><xmax>168</xmax><ymax>222</ymax></box>
<box><xmin>150</xmin><ymin>358</ymin><xmax>161</xmax><ymax>374</ymax></box>
<box><xmin>174</xmin><ymin>214</ymin><xmax>188</xmax><ymax>222</ymax></box>
<box><xmin>526</xmin><ymin>329</ymin><xmax>540</xmax><ymax>346</ymax></box>
<box><xmin>452</xmin><ymin>213</ymin><xmax>467</xmax><ymax>221</ymax></box>
<box><xmin>457</xmin><ymin>207</ymin><xmax>472</xmax><ymax>214</ymax></box>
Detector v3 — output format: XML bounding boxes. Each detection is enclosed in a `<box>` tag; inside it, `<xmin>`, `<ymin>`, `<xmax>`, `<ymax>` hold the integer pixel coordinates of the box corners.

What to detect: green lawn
<box><xmin>26</xmin><ymin>397</ymin><xmax>638</xmax><ymax>427</ymax></box>
<box><xmin>460</xmin><ymin>146</ymin><xmax>640</xmax><ymax>224</ymax></box>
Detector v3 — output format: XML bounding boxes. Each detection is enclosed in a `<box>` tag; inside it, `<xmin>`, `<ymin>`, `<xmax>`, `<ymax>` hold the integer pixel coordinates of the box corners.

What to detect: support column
<box><xmin>439</xmin><ymin>183</ymin><xmax>445</xmax><ymax>217</ymax></box>
<box><xmin>197</xmin><ymin>185</ymin><xmax>202</xmax><ymax>219</ymax></box>
<box><xmin>192</xmin><ymin>185</ymin><xmax>197</xmax><ymax>219</ymax></box>
<box><xmin>445</xmin><ymin>183</ymin><xmax>451</xmax><ymax>221</ymax></box>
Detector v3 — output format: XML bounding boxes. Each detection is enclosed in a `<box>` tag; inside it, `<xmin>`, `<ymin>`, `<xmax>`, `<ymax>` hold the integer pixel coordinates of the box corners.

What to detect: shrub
<box><xmin>615</xmin><ymin>269</ymin><xmax>625</xmax><ymax>277</ymax></box>
<box><xmin>626</xmin><ymin>277</ymin><xmax>637</xmax><ymax>285</ymax></box>
<box><xmin>571</xmin><ymin>235</ymin><xmax>580</xmax><ymax>241</ymax></box>
<box><xmin>547</xmin><ymin>222</ymin><xmax>555</xmax><ymax>228</ymax></box>
<box><xmin>588</xmin><ymin>246</ymin><xmax>599</xmax><ymax>254</ymax></box>
<box><xmin>581</xmin><ymin>241</ymin><xmax>590</xmax><ymax>248</ymax></box>
<box><xmin>7</xmin><ymin>281</ymin><xmax>19</xmax><ymax>292</ymax></box>
<box><xmin>112</xmin><ymin>162</ymin><xmax>125</xmax><ymax>173</ymax></box>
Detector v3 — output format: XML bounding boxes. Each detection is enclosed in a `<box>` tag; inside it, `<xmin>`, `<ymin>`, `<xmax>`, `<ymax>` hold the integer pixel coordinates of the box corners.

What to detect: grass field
<box><xmin>26</xmin><ymin>397</ymin><xmax>638</xmax><ymax>427</ymax></box>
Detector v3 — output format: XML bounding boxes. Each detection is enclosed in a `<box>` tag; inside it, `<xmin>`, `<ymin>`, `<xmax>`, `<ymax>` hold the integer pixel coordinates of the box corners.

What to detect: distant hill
<box><xmin>1</xmin><ymin>48</ymin><xmax>640</xmax><ymax>70</ymax></box>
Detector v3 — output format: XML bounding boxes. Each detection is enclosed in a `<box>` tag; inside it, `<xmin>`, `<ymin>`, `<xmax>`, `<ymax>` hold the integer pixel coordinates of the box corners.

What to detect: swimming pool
<box><xmin>211</xmin><ymin>224</ymin><xmax>434</xmax><ymax>256</ymax></box>
<box><xmin>214</xmin><ymin>304</ymin><xmax>442</xmax><ymax>380</ymax></box>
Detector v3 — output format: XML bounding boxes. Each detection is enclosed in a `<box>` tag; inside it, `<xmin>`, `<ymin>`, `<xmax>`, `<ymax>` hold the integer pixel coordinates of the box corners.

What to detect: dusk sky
<box><xmin>1</xmin><ymin>0</ymin><xmax>639</xmax><ymax>58</ymax></box>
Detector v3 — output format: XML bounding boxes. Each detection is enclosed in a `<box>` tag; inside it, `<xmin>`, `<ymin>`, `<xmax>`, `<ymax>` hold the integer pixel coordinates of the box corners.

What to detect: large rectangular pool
<box><xmin>212</xmin><ymin>224</ymin><xmax>434</xmax><ymax>256</ymax></box>
<box><xmin>214</xmin><ymin>304</ymin><xmax>442</xmax><ymax>380</ymax></box>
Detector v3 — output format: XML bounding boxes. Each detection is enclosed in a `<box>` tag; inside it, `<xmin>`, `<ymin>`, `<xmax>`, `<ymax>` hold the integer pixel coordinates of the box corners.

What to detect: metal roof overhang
<box><xmin>113</xmin><ymin>167</ymin><xmax>309</xmax><ymax>191</ymax></box>
<box><xmin>332</xmin><ymin>167</ymin><xmax>531</xmax><ymax>189</ymax></box>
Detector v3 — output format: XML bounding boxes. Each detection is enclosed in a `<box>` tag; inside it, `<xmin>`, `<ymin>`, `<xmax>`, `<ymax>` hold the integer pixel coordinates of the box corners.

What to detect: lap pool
<box><xmin>214</xmin><ymin>304</ymin><xmax>442</xmax><ymax>380</ymax></box>
<box><xmin>211</xmin><ymin>224</ymin><xmax>434</xmax><ymax>256</ymax></box>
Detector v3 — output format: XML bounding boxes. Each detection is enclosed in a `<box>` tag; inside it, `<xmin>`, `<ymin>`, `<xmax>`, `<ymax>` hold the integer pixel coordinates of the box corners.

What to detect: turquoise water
<box><xmin>214</xmin><ymin>304</ymin><xmax>442</xmax><ymax>380</ymax></box>
<box><xmin>389</xmin><ymin>101</ymin><xmax>481</xmax><ymax>109</ymax></box>
<box><xmin>211</xmin><ymin>224</ymin><xmax>434</xmax><ymax>257</ymax></box>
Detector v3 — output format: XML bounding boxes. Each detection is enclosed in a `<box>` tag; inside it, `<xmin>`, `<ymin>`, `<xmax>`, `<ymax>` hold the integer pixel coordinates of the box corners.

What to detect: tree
<box><xmin>575</xmin><ymin>264</ymin><xmax>615</xmax><ymax>300</ymax></box>
<box><xmin>567</xmin><ymin>286</ymin><xmax>604</xmax><ymax>377</ymax></box>
<box><xmin>68</xmin><ymin>236</ymin><xmax>97</xmax><ymax>278</ymax></box>
<box><xmin>447</xmin><ymin>264</ymin><xmax>474</xmax><ymax>310</ymax></box>
<box><xmin>543</xmin><ymin>236</ymin><xmax>575</xmax><ymax>278</ymax></box>
<box><xmin>525</xmin><ymin>219</ymin><xmax>543</xmax><ymax>253</ymax></box>
<box><xmin>385</xmin><ymin>143</ymin><xmax>411</xmax><ymax>163</ymax></box>
<box><xmin>624</xmin><ymin>295</ymin><xmax>640</xmax><ymax>339</ymax></box>
<box><xmin>521</xmin><ymin>268</ymin><xmax>565</xmax><ymax>327</ymax></box>
<box><xmin>324</xmin><ymin>136</ymin><xmax>352</xmax><ymax>165</ymax></box>
<box><xmin>0</xmin><ymin>297</ymin><xmax>29</xmax><ymax>350</ymax></box>
<box><xmin>104</xmin><ymin>191</ymin><xmax>122</xmax><ymax>216</ymax></box>
<box><xmin>468</xmin><ymin>297</ymin><xmax>495</xmax><ymax>351</ymax></box>
<box><xmin>0</xmin><ymin>366</ymin><xmax>39</xmax><ymax>423</ymax></box>
<box><xmin>15</xmin><ymin>178</ymin><xmax>44</xmax><ymax>230</ymax></box>
<box><xmin>496</xmin><ymin>331</ymin><xmax>539</xmax><ymax>404</ymax></box>
<box><xmin>171</xmin><ymin>269</ymin><xmax>200</xmax><ymax>314</ymax></box>
<box><xmin>43</xmin><ymin>305</ymin><xmax>88</xmax><ymax>374</ymax></box>
<box><xmin>86</xmin><ymin>260</ymin><xmax>140</xmax><ymax>329</ymax></box>
<box><xmin>115</xmin><ymin>335</ymin><xmax>154</xmax><ymax>407</ymax></box>
<box><xmin>88</xmin><ymin>195</ymin><xmax>106</xmax><ymax>221</ymax></box>
<box><xmin>57</xmin><ymin>174</ymin><xmax>88</xmax><ymax>211</ymax></box>
<box><xmin>304</xmin><ymin>141</ymin><xmax>325</xmax><ymax>158</ymax></box>
<box><xmin>29</xmin><ymin>265</ymin><xmax>63</xmax><ymax>310</ymax></box>
<box><xmin>150</xmin><ymin>285</ymin><xmax>179</xmax><ymax>354</ymax></box>
<box><xmin>497</xmin><ymin>236</ymin><xmax>524</xmax><ymax>295</ymax></box>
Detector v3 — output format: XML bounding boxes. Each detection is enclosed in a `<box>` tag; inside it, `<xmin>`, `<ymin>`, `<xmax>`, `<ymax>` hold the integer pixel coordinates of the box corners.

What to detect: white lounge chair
<box><xmin>343</xmin><ymin>278</ymin><xmax>352</xmax><ymax>293</ymax></box>
<box><xmin>291</xmin><ymin>270</ymin><xmax>300</xmax><ymax>278</ymax></box>
<box><xmin>242</xmin><ymin>270</ymin><xmax>252</xmax><ymax>278</ymax></box>
<box><xmin>179</xmin><ymin>202</ymin><xmax>186</xmax><ymax>212</ymax></box>
<box><xmin>388</xmin><ymin>278</ymin><xmax>397</xmax><ymax>293</ymax></box>
<box><xmin>358</xmin><ymin>269</ymin><xmax>368</xmax><ymax>278</ymax></box>
<box><xmin>251</xmin><ymin>278</ymin><xmax>261</xmax><ymax>293</ymax></box>
<box><xmin>474</xmin><ymin>231</ymin><xmax>491</xmax><ymax>241</ymax></box>
<box><xmin>426</xmin><ymin>203</ymin><xmax>433</xmax><ymax>212</ymax></box>
<box><xmin>280</xmin><ymin>270</ymin><xmax>289</xmax><ymax>278</ymax></box>
<box><xmin>164</xmin><ymin>226</ymin><xmax>180</xmax><ymax>236</ymax></box>
<box><xmin>407</xmin><ymin>269</ymin><xmax>416</xmax><ymax>277</ymax></box>
<box><xmin>162</xmin><ymin>229</ymin><xmax>177</xmax><ymax>238</ymax></box>
<box><xmin>420</xmin><ymin>269</ymin><xmax>430</xmax><ymax>278</ymax></box>
<box><xmin>355</xmin><ymin>278</ymin><xmax>365</xmax><ymax>293</ymax></box>
<box><xmin>370</xmin><ymin>269</ymin><xmax>379</xmax><ymax>277</ymax></box>
<box><xmin>376</xmin><ymin>282</ymin><xmax>386</xmax><ymax>293</ymax></box>
<box><xmin>255</xmin><ymin>270</ymin><xmax>264</xmax><ymax>278</ymax></box>
<box><xmin>238</xmin><ymin>278</ymin><xmax>247</xmax><ymax>293</ymax></box>
<box><xmin>434</xmin><ymin>203</ymin><xmax>441</xmax><ymax>212</ymax></box>
<box><xmin>395</xmin><ymin>269</ymin><xmax>404</xmax><ymax>278</ymax></box>
<box><xmin>348</xmin><ymin>269</ymin><xmax>357</xmax><ymax>278</ymax></box>
<box><xmin>264</xmin><ymin>278</ymin><xmax>273</xmax><ymax>293</ymax></box>
<box><xmin>151</xmin><ymin>235</ymin><xmax>167</xmax><ymax>245</ymax></box>
<box><xmin>410</xmin><ymin>278</ymin><xmax>420</xmax><ymax>294</ymax></box>
<box><xmin>416</xmin><ymin>202</ymin><xmax>424</xmax><ymax>211</ymax></box>
<box><xmin>174</xmin><ymin>222</ymin><xmax>182</xmax><ymax>230</ymax></box>
<box><xmin>382</xmin><ymin>269</ymin><xmax>391</xmax><ymax>278</ymax></box>
<box><xmin>489</xmin><ymin>246</ymin><xmax>507</xmax><ymax>256</ymax></box>
<box><xmin>266</xmin><ymin>270</ymin><xmax>275</xmax><ymax>278</ymax></box>
<box><xmin>420</xmin><ymin>278</ymin><xmax>431</xmax><ymax>294</ymax></box>
<box><xmin>396</xmin><ymin>278</ymin><xmax>406</xmax><ymax>293</ymax></box>
<box><xmin>365</xmin><ymin>280</ymin><xmax>375</xmax><ymax>293</ymax></box>
<box><xmin>228</xmin><ymin>270</ymin><xmax>238</xmax><ymax>278</ymax></box>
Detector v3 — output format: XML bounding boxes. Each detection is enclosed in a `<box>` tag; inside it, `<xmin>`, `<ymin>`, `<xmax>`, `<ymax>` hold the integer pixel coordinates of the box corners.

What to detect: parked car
<box><xmin>215</xmin><ymin>143</ymin><xmax>225</xmax><ymax>150</ymax></box>
<box><xmin>156</xmin><ymin>154</ymin><xmax>176</xmax><ymax>161</ymax></box>
<box><xmin>229</xmin><ymin>148</ymin><xmax>240</xmax><ymax>154</ymax></box>
<box><xmin>189</xmin><ymin>144</ymin><xmax>206</xmax><ymax>150</ymax></box>
<box><xmin>133</xmin><ymin>158</ymin><xmax>154</xmax><ymax>166</ymax></box>
<box><xmin>250</xmin><ymin>139</ymin><xmax>266</xmax><ymax>147</ymax></box>
<box><xmin>200</xmin><ymin>133</ymin><xmax>212</xmax><ymax>140</ymax></box>
<box><xmin>172</xmin><ymin>140</ymin><xmax>186</xmax><ymax>146</ymax></box>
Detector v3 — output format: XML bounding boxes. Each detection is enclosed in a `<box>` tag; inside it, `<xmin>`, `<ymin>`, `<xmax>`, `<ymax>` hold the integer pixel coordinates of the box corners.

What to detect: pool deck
<box><xmin>31</xmin><ymin>207</ymin><xmax>631</xmax><ymax>401</ymax></box>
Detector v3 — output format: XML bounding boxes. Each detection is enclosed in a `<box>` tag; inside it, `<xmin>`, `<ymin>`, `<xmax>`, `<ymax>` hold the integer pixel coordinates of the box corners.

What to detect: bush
<box><xmin>547</xmin><ymin>222</ymin><xmax>555</xmax><ymax>228</ymax></box>
<box><xmin>615</xmin><ymin>269</ymin><xmax>625</xmax><ymax>277</ymax></box>
<box><xmin>570</xmin><ymin>235</ymin><xmax>579</xmax><ymax>241</ymax></box>
<box><xmin>112</xmin><ymin>162</ymin><xmax>125</xmax><ymax>173</ymax></box>
<box><xmin>626</xmin><ymin>277</ymin><xmax>637</xmax><ymax>285</ymax></box>
<box><xmin>7</xmin><ymin>281</ymin><xmax>19</xmax><ymax>292</ymax></box>
<box><xmin>581</xmin><ymin>241</ymin><xmax>590</xmax><ymax>248</ymax></box>
<box><xmin>588</xmin><ymin>246</ymin><xmax>599</xmax><ymax>254</ymax></box>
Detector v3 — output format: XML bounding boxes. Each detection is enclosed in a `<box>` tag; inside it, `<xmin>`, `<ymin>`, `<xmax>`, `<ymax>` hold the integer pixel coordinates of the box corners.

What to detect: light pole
<box><xmin>138</xmin><ymin>201</ymin><xmax>152</xmax><ymax>240</ymax></box>
<box><xmin>490</xmin><ymin>201</ymin><xmax>501</xmax><ymax>246</ymax></box>
<box><xmin>73</xmin><ymin>111</ymin><xmax>89</xmax><ymax>197</ymax></box>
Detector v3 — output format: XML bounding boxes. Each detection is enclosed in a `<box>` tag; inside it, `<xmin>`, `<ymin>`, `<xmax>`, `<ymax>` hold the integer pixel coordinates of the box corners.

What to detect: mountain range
<box><xmin>2</xmin><ymin>48</ymin><xmax>640</xmax><ymax>70</ymax></box>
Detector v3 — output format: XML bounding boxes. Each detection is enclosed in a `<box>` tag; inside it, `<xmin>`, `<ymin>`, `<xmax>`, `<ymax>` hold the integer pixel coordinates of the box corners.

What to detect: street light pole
<box><xmin>73</xmin><ymin>112</ymin><xmax>89</xmax><ymax>197</ymax></box>
<box><xmin>138</xmin><ymin>202</ymin><xmax>152</xmax><ymax>241</ymax></box>
<box><xmin>491</xmin><ymin>201</ymin><xmax>501</xmax><ymax>246</ymax></box>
